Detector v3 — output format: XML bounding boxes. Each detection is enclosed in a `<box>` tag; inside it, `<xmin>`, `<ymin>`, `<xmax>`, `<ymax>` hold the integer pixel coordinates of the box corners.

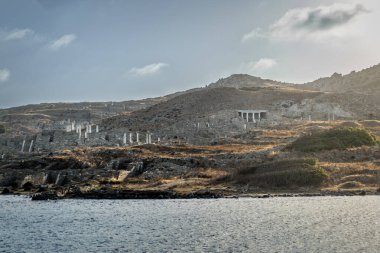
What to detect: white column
<box><xmin>123</xmin><ymin>133</ymin><xmax>127</xmax><ymax>145</ymax></box>
<box><xmin>149</xmin><ymin>133</ymin><xmax>152</xmax><ymax>144</ymax></box>
<box><xmin>71</xmin><ymin>122</ymin><xmax>75</xmax><ymax>131</ymax></box>
<box><xmin>309</xmin><ymin>115</ymin><xmax>311</xmax><ymax>121</ymax></box>
<box><xmin>136</xmin><ymin>132</ymin><xmax>140</xmax><ymax>143</ymax></box>
<box><xmin>89</xmin><ymin>125</ymin><xmax>92</xmax><ymax>133</ymax></box>
<box><xmin>258</xmin><ymin>112</ymin><xmax>261</xmax><ymax>121</ymax></box>
<box><xmin>85</xmin><ymin>132</ymin><xmax>88</xmax><ymax>139</ymax></box>
<box><xmin>129</xmin><ymin>133</ymin><xmax>133</xmax><ymax>144</ymax></box>
<box><xmin>96</xmin><ymin>125</ymin><xmax>99</xmax><ymax>133</ymax></box>
<box><xmin>157</xmin><ymin>137</ymin><xmax>161</xmax><ymax>143</ymax></box>
<box><xmin>21</xmin><ymin>140</ymin><xmax>26</xmax><ymax>153</ymax></box>
<box><xmin>28</xmin><ymin>140</ymin><xmax>34</xmax><ymax>153</ymax></box>
<box><xmin>79</xmin><ymin>129</ymin><xmax>82</xmax><ymax>139</ymax></box>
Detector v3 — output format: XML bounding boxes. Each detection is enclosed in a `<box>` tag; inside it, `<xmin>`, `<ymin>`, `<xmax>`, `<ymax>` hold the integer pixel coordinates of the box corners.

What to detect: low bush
<box><xmin>232</xmin><ymin>158</ymin><xmax>328</xmax><ymax>188</ymax></box>
<box><xmin>287</xmin><ymin>127</ymin><xmax>378</xmax><ymax>152</ymax></box>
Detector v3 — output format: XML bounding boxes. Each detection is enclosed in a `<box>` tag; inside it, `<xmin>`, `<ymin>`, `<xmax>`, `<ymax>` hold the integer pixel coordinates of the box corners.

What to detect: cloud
<box><xmin>241</xmin><ymin>28</ymin><xmax>266</xmax><ymax>43</ymax></box>
<box><xmin>0</xmin><ymin>69</ymin><xmax>10</xmax><ymax>82</ymax></box>
<box><xmin>271</xmin><ymin>3</ymin><xmax>367</xmax><ymax>39</ymax></box>
<box><xmin>248</xmin><ymin>58</ymin><xmax>277</xmax><ymax>71</ymax></box>
<box><xmin>243</xmin><ymin>3</ymin><xmax>368</xmax><ymax>42</ymax></box>
<box><xmin>1</xmin><ymin>28</ymin><xmax>34</xmax><ymax>41</ymax></box>
<box><xmin>49</xmin><ymin>34</ymin><xmax>76</xmax><ymax>50</ymax></box>
<box><xmin>129</xmin><ymin>62</ymin><xmax>168</xmax><ymax>76</ymax></box>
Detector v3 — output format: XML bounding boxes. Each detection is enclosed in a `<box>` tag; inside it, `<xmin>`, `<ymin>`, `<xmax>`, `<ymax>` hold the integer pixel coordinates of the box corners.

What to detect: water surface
<box><xmin>0</xmin><ymin>196</ymin><xmax>379</xmax><ymax>252</ymax></box>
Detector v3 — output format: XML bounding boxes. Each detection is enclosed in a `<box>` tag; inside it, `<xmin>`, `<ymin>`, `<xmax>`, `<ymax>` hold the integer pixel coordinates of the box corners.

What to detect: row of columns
<box><xmin>20</xmin><ymin>139</ymin><xmax>34</xmax><ymax>153</ymax></box>
<box><xmin>67</xmin><ymin>123</ymin><xmax>100</xmax><ymax>135</ymax></box>
<box><xmin>76</xmin><ymin>124</ymin><xmax>100</xmax><ymax>139</ymax></box>
<box><xmin>122</xmin><ymin>132</ymin><xmax>156</xmax><ymax>145</ymax></box>
<box><xmin>242</xmin><ymin>112</ymin><xmax>261</xmax><ymax>123</ymax></box>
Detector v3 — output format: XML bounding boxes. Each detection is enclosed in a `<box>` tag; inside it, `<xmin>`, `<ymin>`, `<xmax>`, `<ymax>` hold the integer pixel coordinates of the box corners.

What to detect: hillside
<box><xmin>103</xmin><ymin>86</ymin><xmax>323</xmax><ymax>131</ymax></box>
<box><xmin>304</xmin><ymin>63</ymin><xmax>380</xmax><ymax>94</ymax></box>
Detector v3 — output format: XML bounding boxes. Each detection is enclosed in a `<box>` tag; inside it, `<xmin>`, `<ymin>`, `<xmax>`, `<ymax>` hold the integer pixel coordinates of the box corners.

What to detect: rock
<box><xmin>37</xmin><ymin>185</ymin><xmax>48</xmax><ymax>192</ymax></box>
<box><xmin>22</xmin><ymin>181</ymin><xmax>34</xmax><ymax>191</ymax></box>
<box><xmin>1</xmin><ymin>188</ymin><xmax>10</xmax><ymax>194</ymax></box>
<box><xmin>189</xmin><ymin>189</ymin><xmax>223</xmax><ymax>198</ymax></box>
<box><xmin>31</xmin><ymin>192</ymin><xmax>58</xmax><ymax>201</ymax></box>
<box><xmin>359</xmin><ymin>190</ymin><xmax>366</xmax><ymax>196</ymax></box>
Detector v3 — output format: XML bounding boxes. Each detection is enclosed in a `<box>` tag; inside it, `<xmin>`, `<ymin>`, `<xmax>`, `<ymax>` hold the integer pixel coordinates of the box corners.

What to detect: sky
<box><xmin>0</xmin><ymin>0</ymin><xmax>379</xmax><ymax>108</ymax></box>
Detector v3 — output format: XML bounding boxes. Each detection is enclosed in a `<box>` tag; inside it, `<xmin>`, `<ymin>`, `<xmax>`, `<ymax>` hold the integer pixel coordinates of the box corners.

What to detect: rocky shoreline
<box><xmin>2</xmin><ymin>186</ymin><xmax>378</xmax><ymax>201</ymax></box>
<box><xmin>30</xmin><ymin>190</ymin><xmax>380</xmax><ymax>201</ymax></box>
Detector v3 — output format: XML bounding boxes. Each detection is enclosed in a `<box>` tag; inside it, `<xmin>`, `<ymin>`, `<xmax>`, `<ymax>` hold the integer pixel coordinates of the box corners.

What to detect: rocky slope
<box><xmin>1</xmin><ymin>120</ymin><xmax>379</xmax><ymax>199</ymax></box>
<box><xmin>304</xmin><ymin>63</ymin><xmax>380</xmax><ymax>94</ymax></box>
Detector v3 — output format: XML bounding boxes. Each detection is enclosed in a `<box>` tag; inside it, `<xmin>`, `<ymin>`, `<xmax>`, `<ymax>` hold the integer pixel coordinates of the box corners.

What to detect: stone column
<box><xmin>258</xmin><ymin>112</ymin><xmax>261</xmax><ymax>121</ymax></box>
<box><xmin>123</xmin><ymin>133</ymin><xmax>127</xmax><ymax>145</ymax></box>
<box><xmin>71</xmin><ymin>122</ymin><xmax>75</xmax><ymax>132</ymax></box>
<box><xmin>28</xmin><ymin>140</ymin><xmax>34</xmax><ymax>153</ymax></box>
<box><xmin>21</xmin><ymin>140</ymin><xmax>26</xmax><ymax>153</ymax></box>
<box><xmin>149</xmin><ymin>133</ymin><xmax>152</xmax><ymax>144</ymax></box>
<box><xmin>136</xmin><ymin>132</ymin><xmax>140</xmax><ymax>143</ymax></box>
<box><xmin>79</xmin><ymin>129</ymin><xmax>82</xmax><ymax>139</ymax></box>
<box><xmin>129</xmin><ymin>133</ymin><xmax>133</xmax><ymax>144</ymax></box>
<box><xmin>96</xmin><ymin>125</ymin><xmax>99</xmax><ymax>133</ymax></box>
<box><xmin>85</xmin><ymin>132</ymin><xmax>88</xmax><ymax>139</ymax></box>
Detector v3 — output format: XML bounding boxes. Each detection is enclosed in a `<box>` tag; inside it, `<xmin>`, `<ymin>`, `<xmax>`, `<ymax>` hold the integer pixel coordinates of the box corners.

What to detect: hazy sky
<box><xmin>0</xmin><ymin>0</ymin><xmax>379</xmax><ymax>107</ymax></box>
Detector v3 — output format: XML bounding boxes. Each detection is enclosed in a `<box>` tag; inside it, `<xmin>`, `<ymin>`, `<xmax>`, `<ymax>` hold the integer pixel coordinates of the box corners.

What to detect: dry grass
<box><xmin>321</xmin><ymin>161</ymin><xmax>380</xmax><ymax>189</ymax></box>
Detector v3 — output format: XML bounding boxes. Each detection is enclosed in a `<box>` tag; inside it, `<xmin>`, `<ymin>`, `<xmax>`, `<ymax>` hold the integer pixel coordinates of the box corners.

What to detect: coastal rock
<box><xmin>31</xmin><ymin>192</ymin><xmax>58</xmax><ymax>201</ymax></box>
<box><xmin>1</xmin><ymin>187</ymin><xmax>10</xmax><ymax>194</ymax></box>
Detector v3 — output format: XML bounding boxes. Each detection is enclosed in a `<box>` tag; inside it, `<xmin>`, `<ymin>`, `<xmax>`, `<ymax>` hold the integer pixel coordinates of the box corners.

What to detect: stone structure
<box><xmin>237</xmin><ymin>110</ymin><xmax>267</xmax><ymax>123</ymax></box>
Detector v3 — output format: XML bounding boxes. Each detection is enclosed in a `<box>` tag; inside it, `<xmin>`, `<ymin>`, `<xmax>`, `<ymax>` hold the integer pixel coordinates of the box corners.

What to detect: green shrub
<box><xmin>233</xmin><ymin>158</ymin><xmax>327</xmax><ymax>188</ymax></box>
<box><xmin>0</xmin><ymin>125</ymin><xmax>5</xmax><ymax>134</ymax></box>
<box><xmin>287</xmin><ymin>127</ymin><xmax>378</xmax><ymax>152</ymax></box>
